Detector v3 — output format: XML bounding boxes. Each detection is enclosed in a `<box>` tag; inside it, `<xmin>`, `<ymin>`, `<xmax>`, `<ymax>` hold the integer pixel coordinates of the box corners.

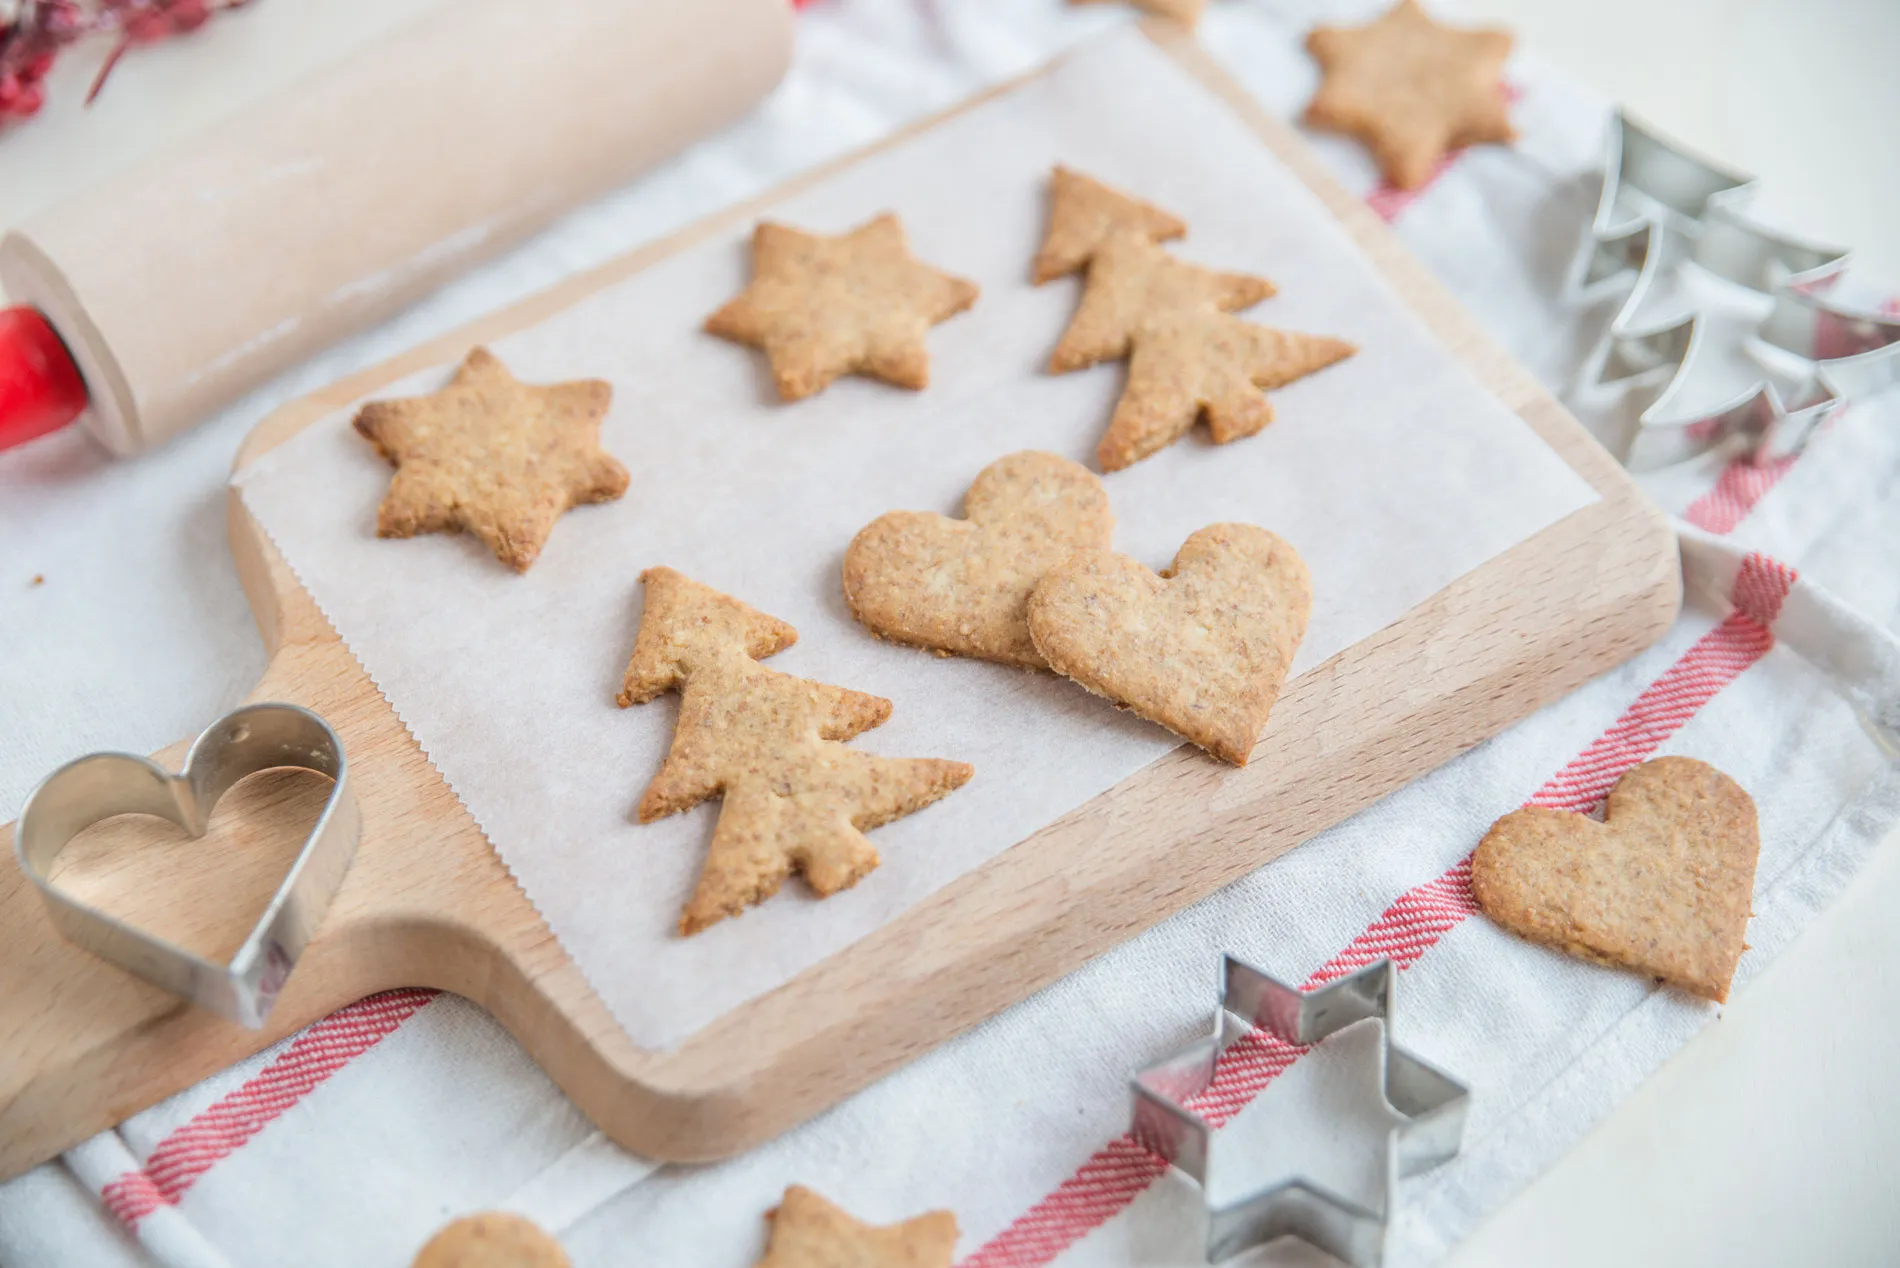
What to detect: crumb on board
<box><xmin>30</xmin><ymin>574</ymin><xmax>44</xmax><ymax>586</ymax></box>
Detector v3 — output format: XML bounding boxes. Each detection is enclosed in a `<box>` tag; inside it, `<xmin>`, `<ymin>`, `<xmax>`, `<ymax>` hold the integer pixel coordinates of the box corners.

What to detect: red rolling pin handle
<box><xmin>0</xmin><ymin>306</ymin><xmax>87</xmax><ymax>451</ymax></box>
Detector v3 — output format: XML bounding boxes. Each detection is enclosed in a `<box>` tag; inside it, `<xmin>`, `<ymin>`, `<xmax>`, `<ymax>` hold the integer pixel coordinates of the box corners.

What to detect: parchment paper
<box><xmin>234</xmin><ymin>28</ymin><xmax>1598</xmax><ymax>1050</ymax></box>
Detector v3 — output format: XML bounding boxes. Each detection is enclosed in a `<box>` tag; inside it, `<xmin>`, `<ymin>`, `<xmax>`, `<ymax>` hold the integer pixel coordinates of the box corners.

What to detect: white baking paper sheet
<box><xmin>234</xmin><ymin>27</ymin><xmax>1598</xmax><ymax>1050</ymax></box>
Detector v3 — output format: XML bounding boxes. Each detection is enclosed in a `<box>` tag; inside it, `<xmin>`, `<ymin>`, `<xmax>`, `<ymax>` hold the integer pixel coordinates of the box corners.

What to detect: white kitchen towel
<box><xmin>2</xmin><ymin>2</ymin><xmax>1897</xmax><ymax>1266</ymax></box>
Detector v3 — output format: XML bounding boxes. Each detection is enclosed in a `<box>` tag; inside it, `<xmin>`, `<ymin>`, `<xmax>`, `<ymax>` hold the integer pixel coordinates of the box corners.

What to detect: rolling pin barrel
<box><xmin>0</xmin><ymin>0</ymin><xmax>793</xmax><ymax>455</ymax></box>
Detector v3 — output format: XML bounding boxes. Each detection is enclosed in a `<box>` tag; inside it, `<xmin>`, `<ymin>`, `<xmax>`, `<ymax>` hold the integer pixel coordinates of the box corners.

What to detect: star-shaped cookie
<box><xmin>1049</xmin><ymin>229</ymin><xmax>1274</xmax><ymax>373</ymax></box>
<box><xmin>353</xmin><ymin>347</ymin><xmax>629</xmax><ymax>572</ymax></box>
<box><xmin>755</xmin><ymin>1186</ymin><xmax>958</xmax><ymax>1268</ymax></box>
<box><xmin>1304</xmin><ymin>0</ymin><xmax>1515</xmax><ymax>191</ymax></box>
<box><xmin>1032</xmin><ymin>166</ymin><xmax>1187</xmax><ymax>284</ymax></box>
<box><xmin>706</xmin><ymin>213</ymin><xmax>980</xmax><ymax>401</ymax></box>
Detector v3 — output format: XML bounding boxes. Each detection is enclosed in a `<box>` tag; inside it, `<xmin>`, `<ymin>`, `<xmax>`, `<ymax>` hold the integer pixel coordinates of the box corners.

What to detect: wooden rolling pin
<box><xmin>0</xmin><ymin>0</ymin><xmax>793</xmax><ymax>455</ymax></box>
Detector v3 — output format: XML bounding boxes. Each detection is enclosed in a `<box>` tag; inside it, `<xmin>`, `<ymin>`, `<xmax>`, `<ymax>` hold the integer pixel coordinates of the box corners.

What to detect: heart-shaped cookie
<box><xmin>842</xmin><ymin>451</ymin><xmax>1114</xmax><ymax>668</ymax></box>
<box><xmin>14</xmin><ymin>703</ymin><xmax>358</xmax><ymax>1028</ymax></box>
<box><xmin>1026</xmin><ymin>523</ymin><xmax>1311</xmax><ymax>764</ymax></box>
<box><xmin>1471</xmin><ymin>756</ymin><xmax>1759</xmax><ymax>1002</ymax></box>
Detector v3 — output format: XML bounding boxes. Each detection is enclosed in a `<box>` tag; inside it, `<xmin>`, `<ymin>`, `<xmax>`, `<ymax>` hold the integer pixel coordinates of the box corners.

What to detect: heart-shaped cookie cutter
<box><xmin>14</xmin><ymin>703</ymin><xmax>358</xmax><ymax>1029</ymax></box>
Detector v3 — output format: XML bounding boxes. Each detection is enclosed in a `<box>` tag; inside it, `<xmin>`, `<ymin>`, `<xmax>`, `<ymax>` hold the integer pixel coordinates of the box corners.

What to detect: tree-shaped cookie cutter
<box><xmin>1130</xmin><ymin>956</ymin><xmax>1468</xmax><ymax>1266</ymax></box>
<box><xmin>1572</xmin><ymin>110</ymin><xmax>1900</xmax><ymax>470</ymax></box>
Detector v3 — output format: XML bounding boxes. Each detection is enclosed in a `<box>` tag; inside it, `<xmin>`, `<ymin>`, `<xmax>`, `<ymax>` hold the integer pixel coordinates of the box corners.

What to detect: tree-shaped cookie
<box><xmin>706</xmin><ymin>213</ymin><xmax>979</xmax><ymax>402</ymax></box>
<box><xmin>1032</xmin><ymin>166</ymin><xmax>1187</xmax><ymax>284</ymax></box>
<box><xmin>1304</xmin><ymin>0</ymin><xmax>1515</xmax><ymax>191</ymax></box>
<box><xmin>619</xmin><ymin>568</ymin><xmax>973</xmax><ymax>934</ymax></box>
<box><xmin>1101</xmin><ymin>310</ymin><xmax>1357</xmax><ymax>471</ymax></box>
<box><xmin>1041</xmin><ymin>178</ymin><xmax>1357</xmax><ymax>469</ymax></box>
<box><xmin>353</xmin><ymin>347</ymin><xmax>629</xmax><ymax>572</ymax></box>
<box><xmin>1049</xmin><ymin>230</ymin><xmax>1273</xmax><ymax>373</ymax></box>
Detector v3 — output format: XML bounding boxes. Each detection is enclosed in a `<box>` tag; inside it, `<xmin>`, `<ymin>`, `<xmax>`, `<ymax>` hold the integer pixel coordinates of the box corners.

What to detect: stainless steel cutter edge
<box><xmin>1572</xmin><ymin>110</ymin><xmax>1900</xmax><ymax>469</ymax></box>
<box><xmin>14</xmin><ymin>702</ymin><xmax>359</xmax><ymax>1029</ymax></box>
<box><xmin>1129</xmin><ymin>956</ymin><xmax>1469</xmax><ymax>1266</ymax></box>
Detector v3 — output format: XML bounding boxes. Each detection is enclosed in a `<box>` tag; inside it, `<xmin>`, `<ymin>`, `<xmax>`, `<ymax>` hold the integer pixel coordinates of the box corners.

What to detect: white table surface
<box><xmin>4</xmin><ymin>1</ymin><xmax>1897</xmax><ymax>1262</ymax></box>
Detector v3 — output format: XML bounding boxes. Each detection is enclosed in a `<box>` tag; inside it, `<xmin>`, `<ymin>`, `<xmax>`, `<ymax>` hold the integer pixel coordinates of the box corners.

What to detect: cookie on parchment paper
<box><xmin>411</xmin><ymin>1212</ymin><xmax>568</xmax><ymax>1268</ymax></box>
<box><xmin>620</xmin><ymin>567</ymin><xmax>972</xmax><ymax>935</ymax></box>
<box><xmin>1032</xmin><ymin>165</ymin><xmax>1187</xmax><ymax>284</ymax></box>
<box><xmin>1027</xmin><ymin>522</ymin><xmax>1311</xmax><ymax>764</ymax></box>
<box><xmin>1304</xmin><ymin>0</ymin><xmax>1516</xmax><ymax>191</ymax></box>
<box><xmin>843</xmin><ymin>451</ymin><xmax>1115</xmax><ymax>668</ymax></box>
<box><xmin>1049</xmin><ymin>229</ymin><xmax>1274</xmax><ymax>373</ymax></box>
<box><xmin>706</xmin><ymin>213</ymin><xmax>979</xmax><ymax>402</ymax></box>
<box><xmin>353</xmin><ymin>347</ymin><xmax>628</xmax><ymax>573</ymax></box>
<box><xmin>1471</xmin><ymin>756</ymin><xmax>1759</xmax><ymax>1002</ymax></box>
<box><xmin>755</xmin><ymin>1185</ymin><xmax>958</xmax><ymax>1268</ymax></box>
<box><xmin>1102</xmin><ymin>309</ymin><xmax>1356</xmax><ymax>471</ymax></box>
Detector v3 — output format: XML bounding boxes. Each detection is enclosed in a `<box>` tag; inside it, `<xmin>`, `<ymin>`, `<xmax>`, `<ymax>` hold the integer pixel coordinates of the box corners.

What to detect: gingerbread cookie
<box><xmin>843</xmin><ymin>451</ymin><xmax>1114</xmax><ymax>668</ymax></box>
<box><xmin>1100</xmin><ymin>309</ymin><xmax>1355</xmax><ymax>471</ymax></box>
<box><xmin>1049</xmin><ymin>229</ymin><xmax>1274</xmax><ymax>374</ymax></box>
<box><xmin>1032</xmin><ymin>166</ymin><xmax>1187</xmax><ymax>284</ymax></box>
<box><xmin>620</xmin><ymin>568</ymin><xmax>972</xmax><ymax>934</ymax></box>
<box><xmin>706</xmin><ymin>214</ymin><xmax>979</xmax><ymax>401</ymax></box>
<box><xmin>411</xmin><ymin>1212</ymin><xmax>568</xmax><ymax>1268</ymax></box>
<box><xmin>1304</xmin><ymin>0</ymin><xmax>1515</xmax><ymax>191</ymax></box>
<box><xmin>353</xmin><ymin>347</ymin><xmax>628</xmax><ymax>573</ymax></box>
<box><xmin>1027</xmin><ymin>523</ymin><xmax>1310</xmax><ymax>764</ymax></box>
<box><xmin>1471</xmin><ymin>756</ymin><xmax>1759</xmax><ymax>1002</ymax></box>
<box><xmin>755</xmin><ymin>1185</ymin><xmax>958</xmax><ymax>1268</ymax></box>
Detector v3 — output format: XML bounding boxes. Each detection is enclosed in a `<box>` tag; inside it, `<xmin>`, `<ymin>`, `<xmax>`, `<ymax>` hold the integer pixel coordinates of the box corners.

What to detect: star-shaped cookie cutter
<box><xmin>1571</xmin><ymin>111</ymin><xmax>1900</xmax><ymax>470</ymax></box>
<box><xmin>1129</xmin><ymin>956</ymin><xmax>1468</xmax><ymax>1266</ymax></box>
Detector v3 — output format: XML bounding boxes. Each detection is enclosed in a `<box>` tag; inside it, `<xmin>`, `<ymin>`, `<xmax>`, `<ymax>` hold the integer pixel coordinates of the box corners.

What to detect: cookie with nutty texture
<box><xmin>843</xmin><ymin>451</ymin><xmax>1115</xmax><ymax>668</ymax></box>
<box><xmin>706</xmin><ymin>213</ymin><xmax>979</xmax><ymax>402</ymax></box>
<box><xmin>1471</xmin><ymin>757</ymin><xmax>1759</xmax><ymax>1002</ymax></box>
<box><xmin>411</xmin><ymin>1212</ymin><xmax>568</xmax><ymax>1268</ymax></box>
<box><xmin>1049</xmin><ymin>230</ymin><xmax>1274</xmax><ymax>373</ymax></box>
<box><xmin>620</xmin><ymin>567</ymin><xmax>972</xmax><ymax>935</ymax></box>
<box><xmin>1100</xmin><ymin>309</ymin><xmax>1356</xmax><ymax>471</ymax></box>
<box><xmin>1068</xmin><ymin>0</ymin><xmax>1205</xmax><ymax>29</ymax></box>
<box><xmin>755</xmin><ymin>1185</ymin><xmax>958</xmax><ymax>1268</ymax></box>
<box><xmin>1032</xmin><ymin>166</ymin><xmax>1187</xmax><ymax>284</ymax></box>
<box><xmin>1304</xmin><ymin>0</ymin><xmax>1516</xmax><ymax>191</ymax></box>
<box><xmin>1027</xmin><ymin>523</ymin><xmax>1310</xmax><ymax>764</ymax></box>
<box><xmin>353</xmin><ymin>347</ymin><xmax>628</xmax><ymax>572</ymax></box>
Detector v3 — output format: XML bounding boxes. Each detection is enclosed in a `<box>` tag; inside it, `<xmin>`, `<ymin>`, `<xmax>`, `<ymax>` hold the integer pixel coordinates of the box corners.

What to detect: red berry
<box><xmin>0</xmin><ymin>75</ymin><xmax>19</xmax><ymax>109</ymax></box>
<box><xmin>23</xmin><ymin>53</ymin><xmax>56</xmax><ymax>81</ymax></box>
<box><xmin>127</xmin><ymin>12</ymin><xmax>173</xmax><ymax>41</ymax></box>
<box><xmin>14</xmin><ymin>83</ymin><xmax>41</xmax><ymax>116</ymax></box>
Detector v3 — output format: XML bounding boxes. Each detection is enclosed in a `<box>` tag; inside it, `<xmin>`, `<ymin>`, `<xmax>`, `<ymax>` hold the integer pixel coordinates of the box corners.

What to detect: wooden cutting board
<box><xmin>0</xmin><ymin>23</ymin><xmax>1679</xmax><ymax>1181</ymax></box>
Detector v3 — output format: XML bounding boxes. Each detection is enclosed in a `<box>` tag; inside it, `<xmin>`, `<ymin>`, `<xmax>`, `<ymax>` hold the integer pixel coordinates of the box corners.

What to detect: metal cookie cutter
<box><xmin>15</xmin><ymin>703</ymin><xmax>359</xmax><ymax>1029</ymax></box>
<box><xmin>1131</xmin><ymin>956</ymin><xmax>1468</xmax><ymax>1267</ymax></box>
<box><xmin>1573</xmin><ymin>111</ymin><xmax>1900</xmax><ymax>470</ymax></box>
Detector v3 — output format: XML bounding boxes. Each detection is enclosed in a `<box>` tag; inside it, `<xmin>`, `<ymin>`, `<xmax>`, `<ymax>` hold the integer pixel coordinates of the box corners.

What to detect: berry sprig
<box><xmin>0</xmin><ymin>0</ymin><xmax>248</xmax><ymax>125</ymax></box>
